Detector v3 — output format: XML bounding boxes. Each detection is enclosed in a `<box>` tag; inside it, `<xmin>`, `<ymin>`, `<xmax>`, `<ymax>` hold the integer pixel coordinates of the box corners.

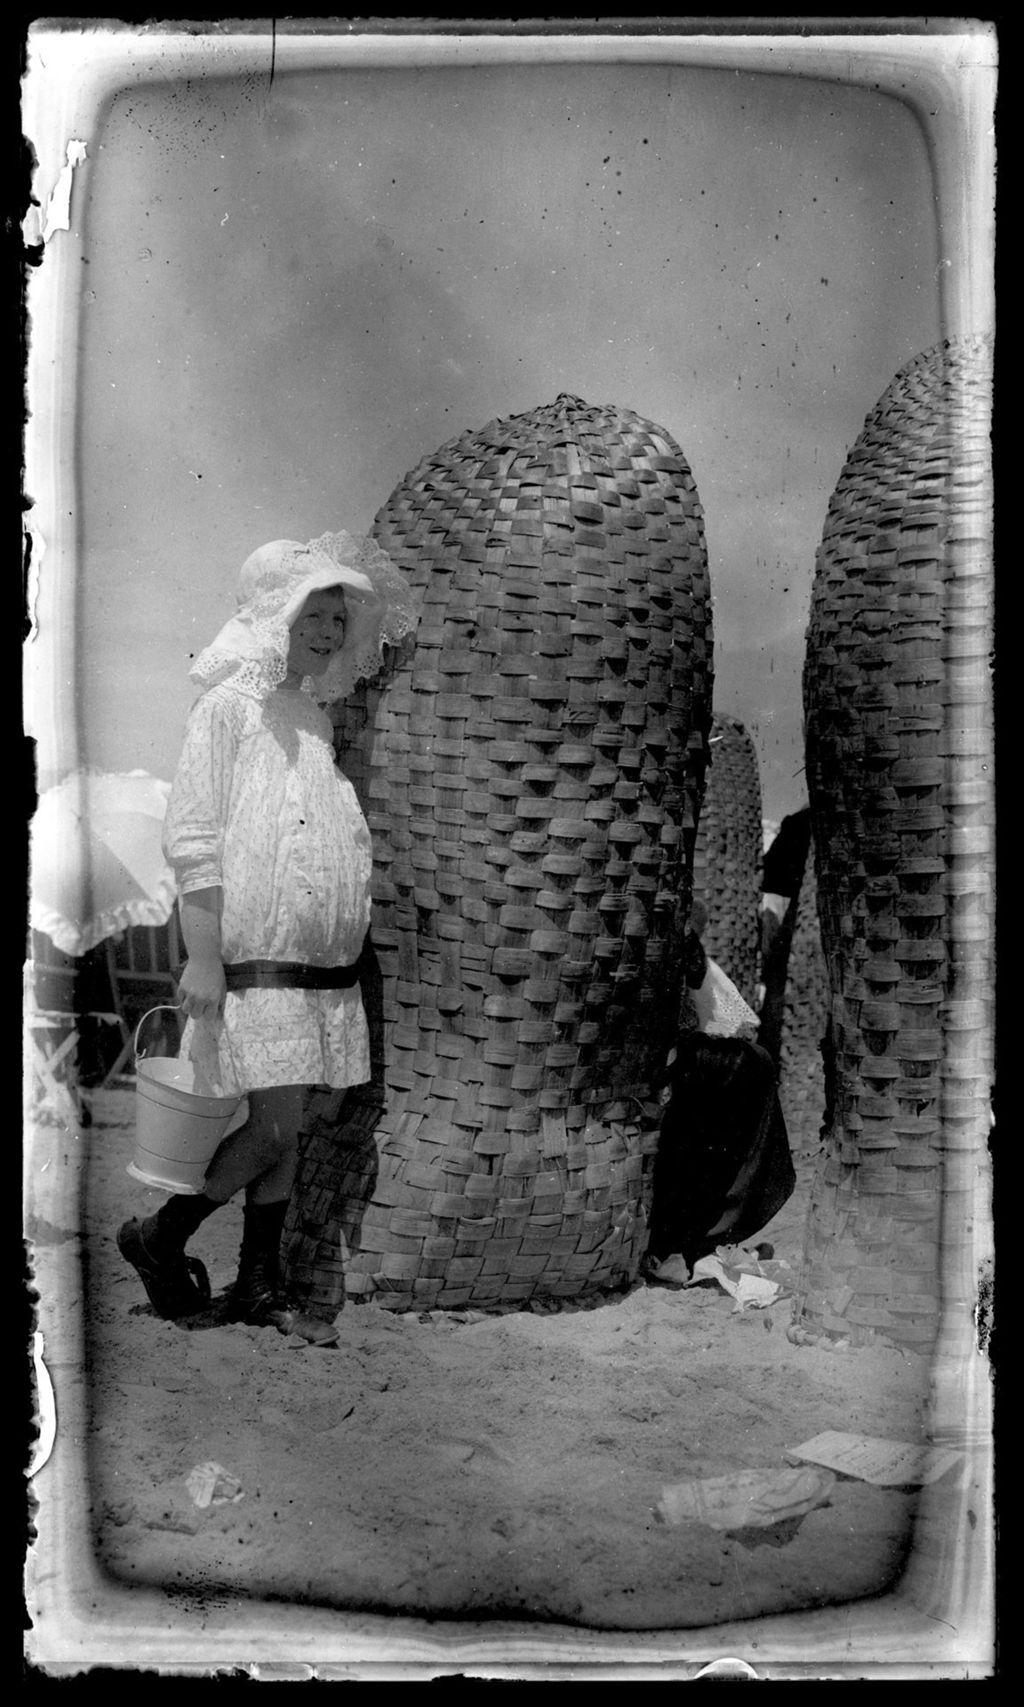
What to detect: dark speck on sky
<box><xmin>61</xmin><ymin>51</ymin><xmax>945</xmax><ymax>822</ymax></box>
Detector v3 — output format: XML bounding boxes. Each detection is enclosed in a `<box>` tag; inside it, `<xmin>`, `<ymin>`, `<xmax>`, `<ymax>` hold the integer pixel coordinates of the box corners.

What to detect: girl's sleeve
<box><xmin>161</xmin><ymin>693</ymin><xmax>238</xmax><ymax>894</ymax></box>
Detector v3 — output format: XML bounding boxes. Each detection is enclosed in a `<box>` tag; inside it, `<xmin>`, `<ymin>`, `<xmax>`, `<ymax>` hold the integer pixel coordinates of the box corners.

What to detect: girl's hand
<box><xmin>177</xmin><ymin>956</ymin><xmax>227</xmax><ymax>1022</ymax></box>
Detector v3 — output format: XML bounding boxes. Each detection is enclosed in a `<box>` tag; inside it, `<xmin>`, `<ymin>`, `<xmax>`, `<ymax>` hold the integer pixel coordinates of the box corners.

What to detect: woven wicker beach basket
<box><xmin>795</xmin><ymin>334</ymin><xmax>994</xmax><ymax>1350</ymax></box>
<box><xmin>692</xmin><ymin>713</ymin><xmax>763</xmax><ymax>1005</ymax></box>
<box><xmin>778</xmin><ymin>858</ymin><xmax>830</xmax><ymax>1155</ymax></box>
<box><xmin>296</xmin><ymin>394</ymin><xmax>713</xmax><ymax>1312</ymax></box>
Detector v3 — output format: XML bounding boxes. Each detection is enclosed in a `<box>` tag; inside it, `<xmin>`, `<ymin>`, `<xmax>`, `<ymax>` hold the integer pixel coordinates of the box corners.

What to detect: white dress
<box><xmin>162</xmin><ymin>682</ymin><xmax>373</xmax><ymax>1095</ymax></box>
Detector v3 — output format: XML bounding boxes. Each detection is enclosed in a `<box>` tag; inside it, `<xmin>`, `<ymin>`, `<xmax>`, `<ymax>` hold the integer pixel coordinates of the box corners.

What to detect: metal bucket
<box><xmin>128</xmin><ymin>1005</ymin><xmax>248</xmax><ymax>1194</ymax></box>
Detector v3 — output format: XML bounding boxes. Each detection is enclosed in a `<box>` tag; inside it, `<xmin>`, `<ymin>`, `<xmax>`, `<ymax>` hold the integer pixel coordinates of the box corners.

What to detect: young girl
<box><xmin>118</xmin><ymin>532</ymin><xmax>415</xmax><ymax>1342</ymax></box>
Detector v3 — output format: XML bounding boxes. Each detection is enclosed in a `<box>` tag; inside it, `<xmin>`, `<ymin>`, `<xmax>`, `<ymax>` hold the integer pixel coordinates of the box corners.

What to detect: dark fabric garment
<box><xmin>758</xmin><ymin>899</ymin><xmax>800</xmax><ymax>1066</ymax></box>
<box><xmin>648</xmin><ymin>1035</ymin><xmax>796</xmax><ymax>1269</ymax></box>
<box><xmin>759</xmin><ymin>809</ymin><xmax>813</xmax><ymax>1063</ymax></box>
<box><xmin>682</xmin><ymin>930</ymin><xmax>708</xmax><ymax>990</ymax></box>
<box><xmin>762</xmin><ymin>807</ymin><xmax>812</xmax><ymax>900</ymax></box>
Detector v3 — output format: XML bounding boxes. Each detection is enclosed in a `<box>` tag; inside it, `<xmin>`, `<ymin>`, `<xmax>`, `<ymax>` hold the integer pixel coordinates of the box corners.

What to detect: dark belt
<box><xmin>222</xmin><ymin>960</ymin><xmax>361</xmax><ymax>991</ymax></box>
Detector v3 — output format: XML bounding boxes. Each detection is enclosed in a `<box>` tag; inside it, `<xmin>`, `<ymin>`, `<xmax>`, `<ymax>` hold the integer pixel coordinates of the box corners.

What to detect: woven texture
<box><xmin>795</xmin><ymin>335</ymin><xmax>994</xmax><ymax>1350</ymax></box>
<box><xmin>778</xmin><ymin>859</ymin><xmax>830</xmax><ymax>1154</ymax></box>
<box><xmin>692</xmin><ymin>713</ymin><xmax>763</xmax><ymax>1005</ymax></box>
<box><xmin>286</xmin><ymin>395</ymin><xmax>713</xmax><ymax>1312</ymax></box>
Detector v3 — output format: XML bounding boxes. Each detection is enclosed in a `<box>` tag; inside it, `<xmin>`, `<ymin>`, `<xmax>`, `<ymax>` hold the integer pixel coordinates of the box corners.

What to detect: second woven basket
<box><xmin>778</xmin><ymin>857</ymin><xmax>830</xmax><ymax>1154</ymax></box>
<box><xmin>691</xmin><ymin>712</ymin><xmax>764</xmax><ymax>1006</ymax></box>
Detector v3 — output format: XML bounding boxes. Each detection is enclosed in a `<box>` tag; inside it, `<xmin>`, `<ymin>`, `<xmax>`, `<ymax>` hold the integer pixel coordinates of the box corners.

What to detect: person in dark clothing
<box><xmin>757</xmin><ymin>806</ymin><xmax>812</xmax><ymax>1066</ymax></box>
<box><xmin>646</xmin><ymin>1032</ymin><xmax>796</xmax><ymax>1278</ymax></box>
<box><xmin>645</xmin><ymin>923</ymin><xmax>796</xmax><ymax>1284</ymax></box>
<box><xmin>762</xmin><ymin>805</ymin><xmax>813</xmax><ymax>902</ymax></box>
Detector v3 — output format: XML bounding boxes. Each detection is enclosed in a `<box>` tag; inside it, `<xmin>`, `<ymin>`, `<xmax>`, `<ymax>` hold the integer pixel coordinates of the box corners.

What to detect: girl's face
<box><xmin>285</xmin><ymin>586</ymin><xmax>348</xmax><ymax>682</ymax></box>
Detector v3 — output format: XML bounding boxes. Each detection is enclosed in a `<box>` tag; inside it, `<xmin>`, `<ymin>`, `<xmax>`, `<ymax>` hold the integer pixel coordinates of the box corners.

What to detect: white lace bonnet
<box><xmin>190</xmin><ymin>531</ymin><xmax>417</xmax><ymax>704</ymax></box>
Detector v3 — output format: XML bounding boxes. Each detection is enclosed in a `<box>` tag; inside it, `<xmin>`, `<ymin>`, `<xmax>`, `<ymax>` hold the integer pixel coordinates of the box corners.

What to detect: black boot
<box><xmin>225</xmin><ymin>1199</ymin><xmax>292</xmax><ymax>1326</ymax></box>
<box><xmin>117</xmin><ymin>1193</ymin><xmax>220</xmax><ymax>1319</ymax></box>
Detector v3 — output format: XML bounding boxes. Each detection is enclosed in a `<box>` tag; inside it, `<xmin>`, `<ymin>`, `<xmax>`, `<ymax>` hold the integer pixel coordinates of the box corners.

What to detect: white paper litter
<box><xmin>690</xmin><ymin>1254</ymin><xmax>783</xmax><ymax>1311</ymax></box>
<box><xmin>656</xmin><ymin>1464</ymin><xmax>836</xmax><ymax>1530</ymax></box>
<box><xmin>186</xmin><ymin>1461</ymin><xmax>245</xmax><ymax>1509</ymax></box>
<box><xmin>785</xmin><ymin>1430</ymin><xmax>964</xmax><ymax>1488</ymax></box>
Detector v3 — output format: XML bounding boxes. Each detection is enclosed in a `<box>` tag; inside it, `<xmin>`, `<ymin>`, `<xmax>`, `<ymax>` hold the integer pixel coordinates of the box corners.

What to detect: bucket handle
<box><xmin>133</xmin><ymin>1004</ymin><xmax>185</xmax><ymax>1063</ymax></box>
<box><xmin>132</xmin><ymin>1001</ymin><xmax>243</xmax><ymax>1080</ymax></box>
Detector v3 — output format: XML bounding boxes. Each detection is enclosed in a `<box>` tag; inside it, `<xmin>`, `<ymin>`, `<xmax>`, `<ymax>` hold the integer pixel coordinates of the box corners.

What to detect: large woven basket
<box><xmin>692</xmin><ymin>713</ymin><xmax>763</xmax><ymax>1005</ymax></box>
<box><xmin>286</xmin><ymin>395</ymin><xmax>713</xmax><ymax>1312</ymax></box>
<box><xmin>778</xmin><ymin>859</ymin><xmax>830</xmax><ymax>1155</ymax></box>
<box><xmin>795</xmin><ymin>335</ymin><xmax>994</xmax><ymax>1351</ymax></box>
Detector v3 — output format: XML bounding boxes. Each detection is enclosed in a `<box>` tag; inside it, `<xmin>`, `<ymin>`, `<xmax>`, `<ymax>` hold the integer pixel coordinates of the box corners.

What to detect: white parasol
<box><xmin>30</xmin><ymin>768</ymin><xmax>177</xmax><ymax>958</ymax></box>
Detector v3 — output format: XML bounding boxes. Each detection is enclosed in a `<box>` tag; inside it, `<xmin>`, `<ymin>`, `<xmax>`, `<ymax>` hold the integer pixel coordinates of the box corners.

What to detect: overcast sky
<box><xmin>66</xmin><ymin>51</ymin><xmax>942</xmax><ymax>823</ymax></box>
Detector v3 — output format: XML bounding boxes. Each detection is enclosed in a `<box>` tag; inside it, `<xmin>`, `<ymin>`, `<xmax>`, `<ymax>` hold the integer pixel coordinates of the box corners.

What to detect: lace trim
<box><xmin>190</xmin><ymin>533</ymin><xmax>419</xmax><ymax>704</ymax></box>
<box><xmin>306</xmin><ymin>532</ymin><xmax>419</xmax><ymax>705</ymax></box>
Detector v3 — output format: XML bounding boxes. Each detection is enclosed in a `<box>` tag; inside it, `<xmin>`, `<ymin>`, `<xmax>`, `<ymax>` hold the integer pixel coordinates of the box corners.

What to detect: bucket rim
<box><xmin>136</xmin><ymin>1062</ymin><xmax>243</xmax><ymax>1116</ymax></box>
<box><xmin>126</xmin><ymin>1162</ymin><xmax>205</xmax><ymax>1194</ymax></box>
